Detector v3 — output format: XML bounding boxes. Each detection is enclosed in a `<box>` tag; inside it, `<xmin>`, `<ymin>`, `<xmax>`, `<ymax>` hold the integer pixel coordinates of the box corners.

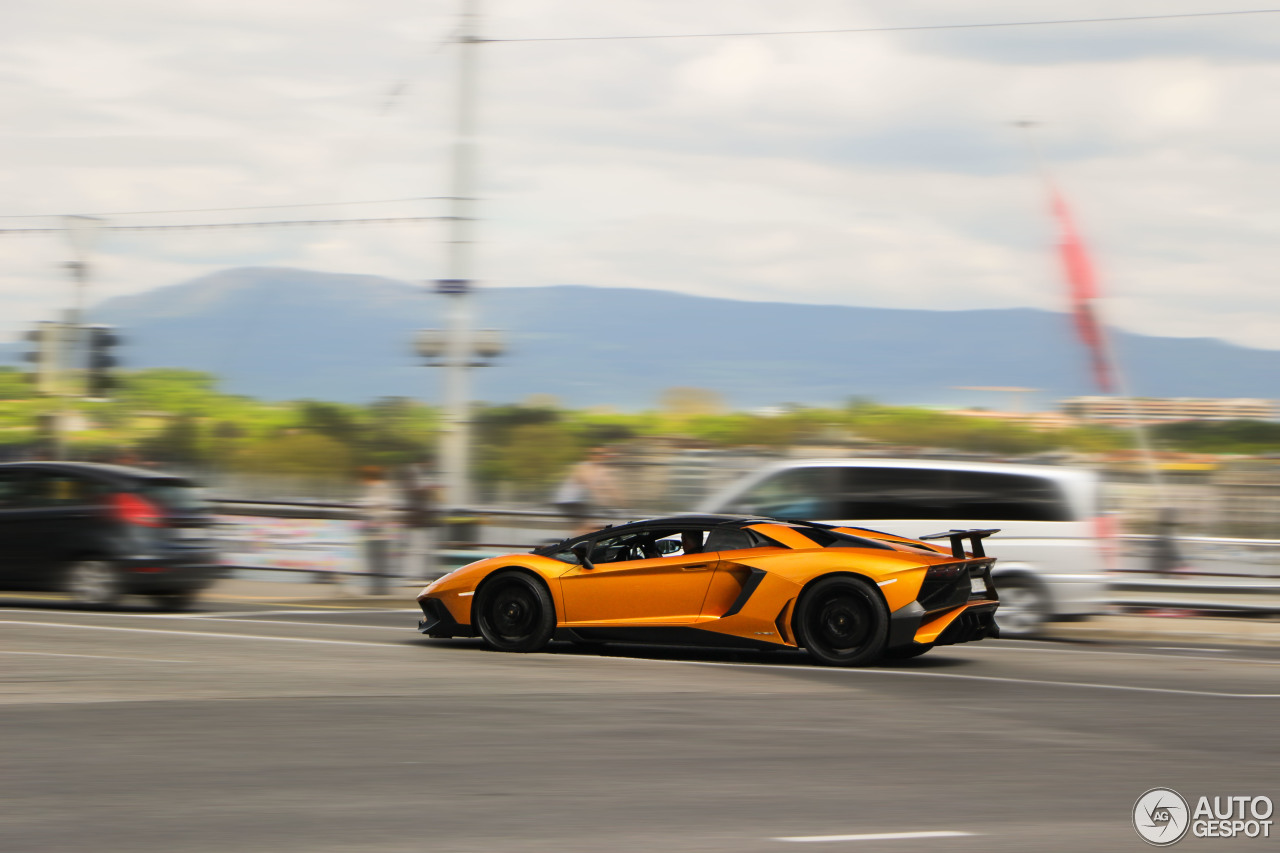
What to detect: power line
<box><xmin>0</xmin><ymin>197</ymin><xmax>462</xmax><ymax>221</ymax></box>
<box><xmin>482</xmin><ymin>8</ymin><xmax>1280</xmax><ymax>43</ymax></box>
<box><xmin>0</xmin><ymin>216</ymin><xmax>457</xmax><ymax>236</ymax></box>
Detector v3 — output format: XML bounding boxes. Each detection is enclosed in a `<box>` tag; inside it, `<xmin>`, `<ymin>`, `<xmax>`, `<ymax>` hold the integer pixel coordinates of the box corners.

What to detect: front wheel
<box><xmin>475</xmin><ymin>571</ymin><xmax>556</xmax><ymax>653</ymax></box>
<box><xmin>793</xmin><ymin>576</ymin><xmax>889</xmax><ymax>666</ymax></box>
<box><xmin>64</xmin><ymin>560</ymin><xmax>123</xmax><ymax>608</ymax></box>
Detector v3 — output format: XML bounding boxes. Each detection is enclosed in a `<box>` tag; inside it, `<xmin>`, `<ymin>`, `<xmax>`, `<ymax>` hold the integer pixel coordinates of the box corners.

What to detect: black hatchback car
<box><xmin>0</xmin><ymin>461</ymin><xmax>222</xmax><ymax>608</ymax></box>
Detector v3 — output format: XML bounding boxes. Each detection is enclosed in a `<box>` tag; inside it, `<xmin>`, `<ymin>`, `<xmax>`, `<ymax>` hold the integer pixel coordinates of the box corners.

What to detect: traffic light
<box><xmin>85</xmin><ymin>324</ymin><xmax>120</xmax><ymax>399</ymax></box>
<box><xmin>23</xmin><ymin>322</ymin><xmax>58</xmax><ymax>394</ymax></box>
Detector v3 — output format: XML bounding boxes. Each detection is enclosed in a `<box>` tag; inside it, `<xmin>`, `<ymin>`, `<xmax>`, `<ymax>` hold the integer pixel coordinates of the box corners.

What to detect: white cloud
<box><xmin>2</xmin><ymin>0</ymin><xmax>1279</xmax><ymax>371</ymax></box>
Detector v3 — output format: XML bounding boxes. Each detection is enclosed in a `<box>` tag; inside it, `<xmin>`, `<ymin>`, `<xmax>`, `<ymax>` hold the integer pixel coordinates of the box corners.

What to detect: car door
<box><xmin>21</xmin><ymin>470</ymin><xmax>108</xmax><ymax>589</ymax></box>
<box><xmin>0</xmin><ymin>468</ymin><xmax>37</xmax><ymax>589</ymax></box>
<box><xmin>559</xmin><ymin>526</ymin><xmax>717</xmax><ymax>625</ymax></box>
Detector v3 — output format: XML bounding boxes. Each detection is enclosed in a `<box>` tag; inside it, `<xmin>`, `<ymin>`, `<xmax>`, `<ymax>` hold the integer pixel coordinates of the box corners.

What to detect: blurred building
<box><xmin>947</xmin><ymin>408</ymin><xmax>1078</xmax><ymax>431</ymax></box>
<box><xmin>1061</xmin><ymin>396</ymin><xmax>1277</xmax><ymax>426</ymax></box>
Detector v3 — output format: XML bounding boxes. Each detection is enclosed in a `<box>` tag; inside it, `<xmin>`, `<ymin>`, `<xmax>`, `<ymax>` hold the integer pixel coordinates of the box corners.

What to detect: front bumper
<box><xmin>417</xmin><ymin>596</ymin><xmax>476</xmax><ymax>638</ymax></box>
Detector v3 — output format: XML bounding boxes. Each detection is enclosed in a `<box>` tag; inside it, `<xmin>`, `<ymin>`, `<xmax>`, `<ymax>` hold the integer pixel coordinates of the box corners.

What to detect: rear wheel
<box><xmin>793</xmin><ymin>576</ymin><xmax>889</xmax><ymax>666</ymax></box>
<box><xmin>994</xmin><ymin>576</ymin><xmax>1049</xmax><ymax>638</ymax></box>
<box><xmin>475</xmin><ymin>571</ymin><xmax>556</xmax><ymax>653</ymax></box>
<box><xmin>64</xmin><ymin>560</ymin><xmax>123</xmax><ymax>608</ymax></box>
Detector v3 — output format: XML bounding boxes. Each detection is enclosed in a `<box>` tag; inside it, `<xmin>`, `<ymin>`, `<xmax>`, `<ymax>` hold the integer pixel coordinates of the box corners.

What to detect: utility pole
<box><xmin>47</xmin><ymin>215</ymin><xmax>104</xmax><ymax>457</ymax></box>
<box><xmin>436</xmin><ymin>0</ymin><xmax>482</xmax><ymax>510</ymax></box>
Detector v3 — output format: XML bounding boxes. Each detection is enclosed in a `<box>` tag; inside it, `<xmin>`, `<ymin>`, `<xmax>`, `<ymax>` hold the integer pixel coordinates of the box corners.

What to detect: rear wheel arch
<box><xmin>795</xmin><ymin>570</ymin><xmax>888</xmax><ymax>608</ymax></box>
<box><xmin>791</xmin><ymin>572</ymin><xmax>891</xmax><ymax>666</ymax></box>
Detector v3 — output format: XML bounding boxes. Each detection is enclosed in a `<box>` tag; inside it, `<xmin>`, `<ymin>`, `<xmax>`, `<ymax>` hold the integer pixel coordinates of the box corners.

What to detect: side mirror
<box><xmin>656</xmin><ymin>539</ymin><xmax>681</xmax><ymax>556</ymax></box>
<box><xmin>571</xmin><ymin>543</ymin><xmax>594</xmax><ymax>570</ymax></box>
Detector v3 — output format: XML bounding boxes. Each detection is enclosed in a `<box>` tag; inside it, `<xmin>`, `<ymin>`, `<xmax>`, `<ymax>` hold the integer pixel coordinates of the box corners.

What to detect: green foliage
<box><xmin>232</xmin><ymin>432</ymin><xmax>353</xmax><ymax>478</ymax></box>
<box><xmin>1152</xmin><ymin>420</ymin><xmax>1280</xmax><ymax>454</ymax></box>
<box><xmin>115</xmin><ymin>369</ymin><xmax>224</xmax><ymax>415</ymax></box>
<box><xmin>0</xmin><ymin>366</ymin><xmax>1270</xmax><ymax>482</ymax></box>
<box><xmin>486</xmin><ymin>422</ymin><xmax>581</xmax><ymax>493</ymax></box>
<box><xmin>0</xmin><ymin>367</ymin><xmax>32</xmax><ymax>400</ymax></box>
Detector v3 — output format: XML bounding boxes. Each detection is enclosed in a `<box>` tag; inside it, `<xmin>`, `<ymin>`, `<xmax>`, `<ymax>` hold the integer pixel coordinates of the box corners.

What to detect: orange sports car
<box><xmin>416</xmin><ymin>515</ymin><xmax>1000</xmax><ymax>666</ymax></box>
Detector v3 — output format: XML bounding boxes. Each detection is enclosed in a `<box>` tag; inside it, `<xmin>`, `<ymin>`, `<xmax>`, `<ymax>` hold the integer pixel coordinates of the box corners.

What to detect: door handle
<box><xmin>682</xmin><ymin>563</ymin><xmax>712</xmax><ymax>571</ymax></box>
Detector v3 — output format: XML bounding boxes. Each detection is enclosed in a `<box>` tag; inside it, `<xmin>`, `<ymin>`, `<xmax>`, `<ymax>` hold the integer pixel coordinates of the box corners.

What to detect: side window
<box><xmin>725</xmin><ymin>468</ymin><xmax>837</xmax><ymax>518</ymax></box>
<box><xmin>703</xmin><ymin>527</ymin><xmax>754</xmax><ymax>551</ymax></box>
<box><xmin>25</xmin><ymin>472</ymin><xmax>100</xmax><ymax>507</ymax></box>
<box><xmin>589</xmin><ymin>528</ymin><xmax>719</xmax><ymax>563</ymax></box>
<box><xmin>836</xmin><ymin>468</ymin><xmax>1072</xmax><ymax>522</ymax></box>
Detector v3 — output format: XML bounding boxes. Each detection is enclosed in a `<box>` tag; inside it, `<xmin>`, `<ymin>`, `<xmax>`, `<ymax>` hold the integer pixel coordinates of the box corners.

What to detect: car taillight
<box><xmin>110</xmin><ymin>492</ymin><xmax>163</xmax><ymax>527</ymax></box>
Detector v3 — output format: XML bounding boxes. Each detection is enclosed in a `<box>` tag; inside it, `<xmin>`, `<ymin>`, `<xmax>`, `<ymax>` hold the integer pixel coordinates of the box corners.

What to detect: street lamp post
<box><xmin>435</xmin><ymin>0</ymin><xmax>482</xmax><ymax>510</ymax></box>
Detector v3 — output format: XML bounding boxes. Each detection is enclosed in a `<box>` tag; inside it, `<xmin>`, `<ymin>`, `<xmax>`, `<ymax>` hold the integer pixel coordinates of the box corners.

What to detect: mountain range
<box><xmin>6</xmin><ymin>266</ymin><xmax>1279</xmax><ymax>410</ymax></box>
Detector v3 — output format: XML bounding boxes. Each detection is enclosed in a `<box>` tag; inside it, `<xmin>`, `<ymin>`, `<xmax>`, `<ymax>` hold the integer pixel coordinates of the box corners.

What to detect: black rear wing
<box><xmin>919</xmin><ymin>528</ymin><xmax>1000</xmax><ymax>559</ymax></box>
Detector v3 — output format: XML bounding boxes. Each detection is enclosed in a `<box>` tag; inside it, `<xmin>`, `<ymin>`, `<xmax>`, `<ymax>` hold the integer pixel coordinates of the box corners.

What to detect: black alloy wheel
<box><xmin>475</xmin><ymin>571</ymin><xmax>556</xmax><ymax>653</ymax></box>
<box><xmin>794</xmin><ymin>576</ymin><xmax>889</xmax><ymax>666</ymax></box>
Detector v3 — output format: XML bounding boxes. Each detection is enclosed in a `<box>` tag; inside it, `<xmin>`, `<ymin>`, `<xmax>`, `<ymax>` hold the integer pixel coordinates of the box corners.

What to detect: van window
<box><xmin>730</xmin><ymin>466</ymin><xmax>1074</xmax><ymax>523</ymax></box>
<box><xmin>836</xmin><ymin>468</ymin><xmax>1073</xmax><ymax>522</ymax></box>
<box><xmin>724</xmin><ymin>467</ymin><xmax>838</xmax><ymax>518</ymax></box>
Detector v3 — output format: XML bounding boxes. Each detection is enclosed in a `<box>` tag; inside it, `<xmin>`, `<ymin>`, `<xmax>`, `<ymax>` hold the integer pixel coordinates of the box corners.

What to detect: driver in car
<box><xmin>681</xmin><ymin>530</ymin><xmax>704</xmax><ymax>555</ymax></box>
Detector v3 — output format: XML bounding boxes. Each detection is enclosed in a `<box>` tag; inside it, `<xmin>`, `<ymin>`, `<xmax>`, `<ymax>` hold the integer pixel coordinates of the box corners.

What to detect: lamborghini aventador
<box><xmin>416</xmin><ymin>515</ymin><xmax>1000</xmax><ymax>666</ymax></box>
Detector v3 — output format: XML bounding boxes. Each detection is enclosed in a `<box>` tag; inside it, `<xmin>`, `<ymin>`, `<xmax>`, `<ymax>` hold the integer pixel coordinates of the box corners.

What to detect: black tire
<box><xmin>475</xmin><ymin>571</ymin><xmax>556</xmax><ymax>653</ymax></box>
<box><xmin>993</xmin><ymin>575</ymin><xmax>1049</xmax><ymax>638</ymax></box>
<box><xmin>793</xmin><ymin>576</ymin><xmax>889</xmax><ymax>666</ymax></box>
<box><xmin>63</xmin><ymin>560</ymin><xmax>123</xmax><ymax>608</ymax></box>
<box><xmin>883</xmin><ymin>643</ymin><xmax>934</xmax><ymax>660</ymax></box>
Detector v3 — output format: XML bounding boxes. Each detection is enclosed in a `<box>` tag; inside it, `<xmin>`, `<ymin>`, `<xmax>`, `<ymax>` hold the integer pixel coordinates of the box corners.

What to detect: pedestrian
<box><xmin>554</xmin><ymin>446</ymin><xmax>621</xmax><ymax>536</ymax></box>
<box><xmin>400</xmin><ymin>458</ymin><xmax>441</xmax><ymax>581</ymax></box>
<box><xmin>1148</xmin><ymin>507</ymin><xmax>1188</xmax><ymax>576</ymax></box>
<box><xmin>358</xmin><ymin>466</ymin><xmax>398</xmax><ymax>595</ymax></box>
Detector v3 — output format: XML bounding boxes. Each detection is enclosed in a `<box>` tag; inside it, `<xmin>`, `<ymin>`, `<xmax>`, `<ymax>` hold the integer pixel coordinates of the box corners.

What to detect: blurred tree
<box><xmin>490</xmin><ymin>422</ymin><xmax>580</xmax><ymax>496</ymax></box>
<box><xmin>295</xmin><ymin>401</ymin><xmax>363</xmax><ymax>447</ymax></box>
<box><xmin>232</xmin><ymin>432</ymin><xmax>353</xmax><ymax>478</ymax></box>
<box><xmin>139</xmin><ymin>414</ymin><xmax>204</xmax><ymax>466</ymax></box>
<box><xmin>0</xmin><ymin>367</ymin><xmax>31</xmax><ymax>400</ymax></box>
<box><xmin>116</xmin><ymin>369</ymin><xmax>223</xmax><ymax>415</ymax></box>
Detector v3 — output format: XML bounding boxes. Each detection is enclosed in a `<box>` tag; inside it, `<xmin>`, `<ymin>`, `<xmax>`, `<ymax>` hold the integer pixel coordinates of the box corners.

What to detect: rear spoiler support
<box><xmin>919</xmin><ymin>528</ymin><xmax>1001</xmax><ymax>559</ymax></box>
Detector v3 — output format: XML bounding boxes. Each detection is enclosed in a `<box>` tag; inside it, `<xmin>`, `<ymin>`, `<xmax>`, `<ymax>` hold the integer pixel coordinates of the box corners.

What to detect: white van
<box><xmin>698</xmin><ymin>459</ymin><xmax>1107</xmax><ymax>636</ymax></box>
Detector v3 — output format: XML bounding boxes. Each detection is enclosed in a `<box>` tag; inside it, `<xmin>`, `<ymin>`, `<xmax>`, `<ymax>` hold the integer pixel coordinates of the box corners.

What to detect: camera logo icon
<box><xmin>1134</xmin><ymin>788</ymin><xmax>1191</xmax><ymax>846</ymax></box>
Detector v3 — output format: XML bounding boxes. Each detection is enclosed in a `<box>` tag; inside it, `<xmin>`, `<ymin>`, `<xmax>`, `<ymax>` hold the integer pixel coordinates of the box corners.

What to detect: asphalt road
<box><xmin>1</xmin><ymin>601</ymin><xmax>1276</xmax><ymax>853</ymax></box>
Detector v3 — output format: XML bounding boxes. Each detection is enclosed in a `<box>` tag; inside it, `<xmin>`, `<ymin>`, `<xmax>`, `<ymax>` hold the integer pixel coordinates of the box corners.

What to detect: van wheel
<box><xmin>995</xmin><ymin>576</ymin><xmax>1049</xmax><ymax>638</ymax></box>
<box><xmin>64</xmin><ymin>560</ymin><xmax>123</xmax><ymax>608</ymax></box>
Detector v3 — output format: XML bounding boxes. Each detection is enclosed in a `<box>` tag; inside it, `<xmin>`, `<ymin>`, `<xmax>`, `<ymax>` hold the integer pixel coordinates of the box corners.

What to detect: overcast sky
<box><xmin>3</xmin><ymin>1</ymin><xmax>1279</xmax><ymax>352</ymax></box>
